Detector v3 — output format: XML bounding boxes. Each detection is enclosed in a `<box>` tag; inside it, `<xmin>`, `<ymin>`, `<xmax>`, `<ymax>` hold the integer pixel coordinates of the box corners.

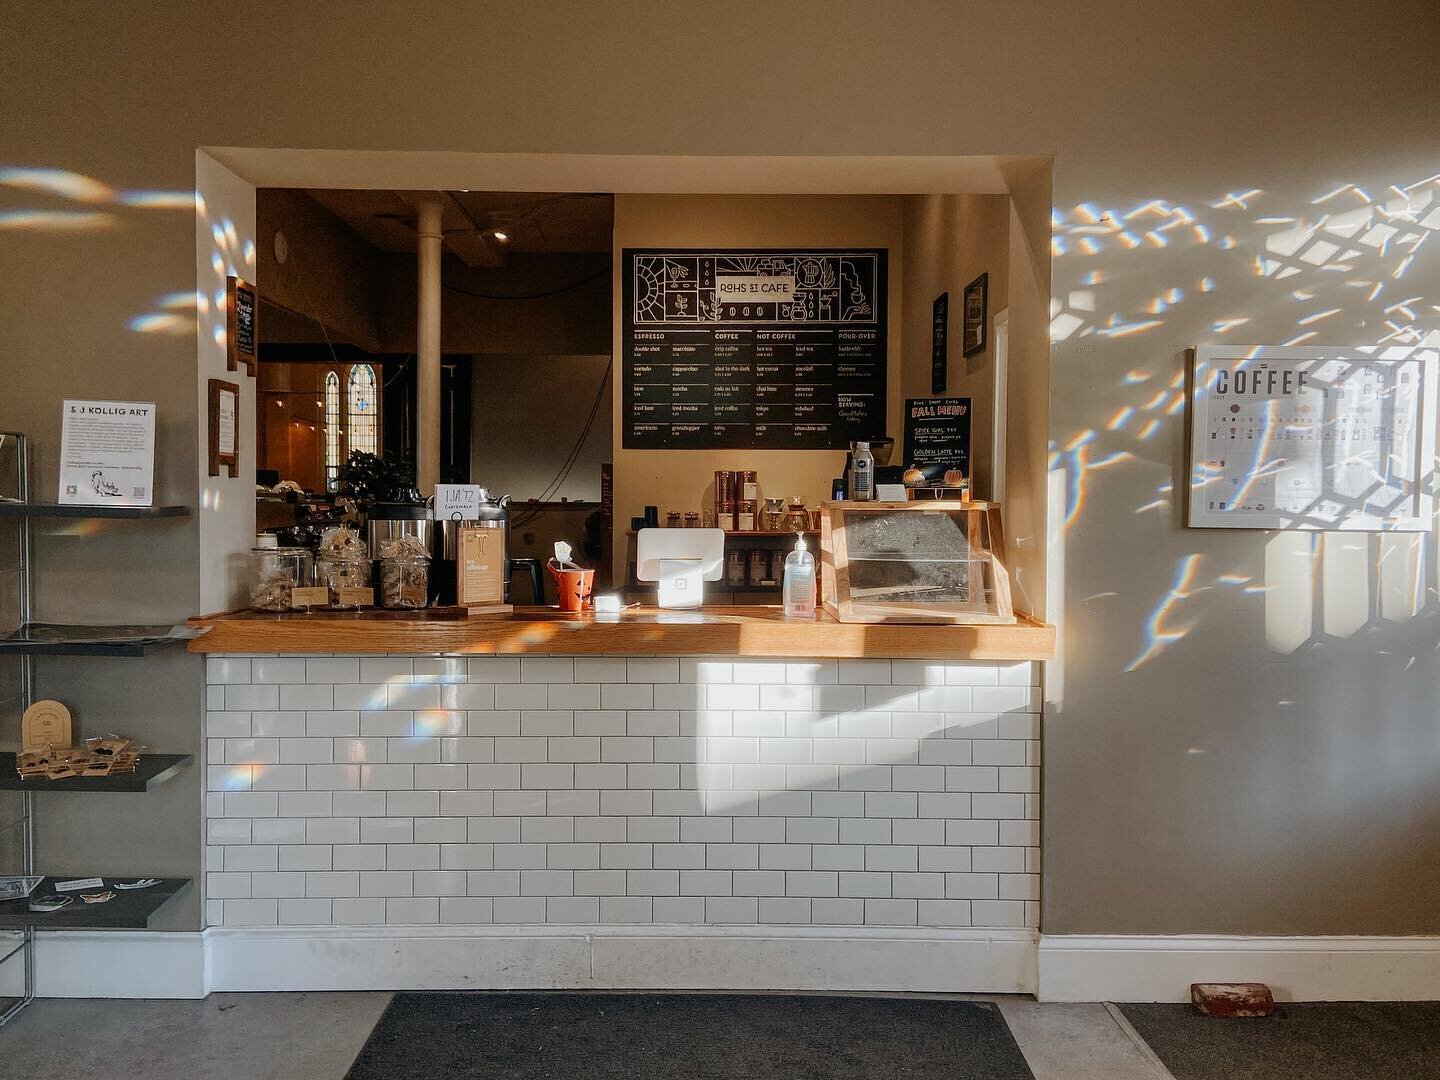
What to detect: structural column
<box><xmin>415</xmin><ymin>198</ymin><xmax>444</xmax><ymax>494</ymax></box>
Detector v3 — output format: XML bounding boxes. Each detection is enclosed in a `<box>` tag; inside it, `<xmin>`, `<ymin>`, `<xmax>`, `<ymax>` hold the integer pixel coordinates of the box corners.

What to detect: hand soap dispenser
<box><xmin>782</xmin><ymin>531</ymin><xmax>816</xmax><ymax>618</ymax></box>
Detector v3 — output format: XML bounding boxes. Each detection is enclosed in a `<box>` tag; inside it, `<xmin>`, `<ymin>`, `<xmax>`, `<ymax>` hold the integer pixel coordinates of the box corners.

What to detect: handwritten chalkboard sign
<box><xmin>931</xmin><ymin>293</ymin><xmax>948</xmax><ymax>394</ymax></box>
<box><xmin>623</xmin><ymin>249</ymin><xmax>888</xmax><ymax>449</ymax></box>
<box><xmin>903</xmin><ymin>397</ymin><xmax>971</xmax><ymax>480</ymax></box>
<box><xmin>227</xmin><ymin>276</ymin><xmax>258</xmax><ymax>375</ymax></box>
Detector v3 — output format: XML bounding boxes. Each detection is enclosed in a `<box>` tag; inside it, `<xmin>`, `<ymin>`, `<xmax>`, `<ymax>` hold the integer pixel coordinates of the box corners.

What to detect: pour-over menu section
<box><xmin>623</xmin><ymin>249</ymin><xmax>888</xmax><ymax>449</ymax></box>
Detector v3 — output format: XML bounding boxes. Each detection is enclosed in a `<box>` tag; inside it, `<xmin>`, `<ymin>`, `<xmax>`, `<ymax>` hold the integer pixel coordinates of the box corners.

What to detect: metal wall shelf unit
<box><xmin>0</xmin><ymin>432</ymin><xmax>193</xmax><ymax>1028</ymax></box>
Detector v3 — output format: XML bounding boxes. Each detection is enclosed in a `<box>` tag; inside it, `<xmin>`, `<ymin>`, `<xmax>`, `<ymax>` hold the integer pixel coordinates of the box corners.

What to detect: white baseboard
<box><xmin>1038</xmin><ymin>935</ymin><xmax>1440</xmax><ymax>1002</ymax></box>
<box><xmin>33</xmin><ymin>932</ymin><xmax>209</xmax><ymax>998</ymax></box>
<box><xmin>208</xmin><ymin>925</ymin><xmax>1037</xmax><ymax>994</ymax></box>
<box><xmin>29</xmin><ymin>928</ymin><xmax>1440</xmax><ymax>1002</ymax></box>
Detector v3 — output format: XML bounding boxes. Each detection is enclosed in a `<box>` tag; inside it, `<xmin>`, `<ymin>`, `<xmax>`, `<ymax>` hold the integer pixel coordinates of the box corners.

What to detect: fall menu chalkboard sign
<box><xmin>227</xmin><ymin>276</ymin><xmax>258</xmax><ymax>375</ymax></box>
<box><xmin>623</xmin><ymin>249</ymin><xmax>889</xmax><ymax>449</ymax></box>
<box><xmin>903</xmin><ymin>397</ymin><xmax>972</xmax><ymax>480</ymax></box>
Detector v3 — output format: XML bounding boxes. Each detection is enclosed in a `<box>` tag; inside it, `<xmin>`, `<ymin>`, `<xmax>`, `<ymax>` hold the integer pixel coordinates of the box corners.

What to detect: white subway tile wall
<box><xmin>204</xmin><ymin>655</ymin><xmax>1040</xmax><ymax>930</ymax></box>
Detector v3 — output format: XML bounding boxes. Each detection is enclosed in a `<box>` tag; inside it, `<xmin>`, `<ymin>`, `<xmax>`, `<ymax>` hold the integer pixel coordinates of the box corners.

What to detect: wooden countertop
<box><xmin>188</xmin><ymin>606</ymin><xmax>1054</xmax><ymax>661</ymax></box>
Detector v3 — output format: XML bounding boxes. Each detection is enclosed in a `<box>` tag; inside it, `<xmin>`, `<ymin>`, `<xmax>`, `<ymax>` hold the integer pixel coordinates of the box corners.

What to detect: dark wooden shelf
<box><xmin>0</xmin><ymin>877</ymin><xmax>189</xmax><ymax>930</ymax></box>
<box><xmin>0</xmin><ymin>754</ymin><xmax>191</xmax><ymax>792</ymax></box>
<box><xmin>0</xmin><ymin>500</ymin><xmax>190</xmax><ymax>519</ymax></box>
<box><xmin>0</xmin><ymin>623</ymin><xmax>196</xmax><ymax>657</ymax></box>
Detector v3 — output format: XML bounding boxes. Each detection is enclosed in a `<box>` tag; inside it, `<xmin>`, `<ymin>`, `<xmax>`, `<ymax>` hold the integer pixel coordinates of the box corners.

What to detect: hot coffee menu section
<box><xmin>623</xmin><ymin>249</ymin><xmax>889</xmax><ymax>449</ymax></box>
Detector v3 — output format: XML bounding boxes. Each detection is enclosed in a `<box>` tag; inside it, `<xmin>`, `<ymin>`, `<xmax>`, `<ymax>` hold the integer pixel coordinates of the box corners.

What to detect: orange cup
<box><xmin>547</xmin><ymin>559</ymin><xmax>595</xmax><ymax>612</ymax></box>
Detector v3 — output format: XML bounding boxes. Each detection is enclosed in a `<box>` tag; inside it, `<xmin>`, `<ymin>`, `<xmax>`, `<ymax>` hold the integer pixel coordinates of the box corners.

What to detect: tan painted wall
<box><xmin>382</xmin><ymin>254</ymin><xmax>611</xmax><ymax>356</ymax></box>
<box><xmin>4</xmin><ymin>0</ymin><xmax>1439</xmax><ymax>937</ymax></box>
<box><xmin>900</xmin><ymin>194</ymin><xmax>1011</xmax><ymax>498</ymax></box>
<box><xmin>610</xmin><ymin>195</ymin><xmax>905</xmax><ymax>579</ymax></box>
<box><xmin>256</xmin><ymin>188</ymin><xmax>386</xmax><ymax>353</ymax></box>
<box><xmin>471</xmin><ymin>353</ymin><xmax>612</xmax><ymax>502</ymax></box>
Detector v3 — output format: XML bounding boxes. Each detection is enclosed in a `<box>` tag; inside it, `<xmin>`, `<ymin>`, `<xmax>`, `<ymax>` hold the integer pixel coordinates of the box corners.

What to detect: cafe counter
<box><xmin>195</xmin><ymin>603</ymin><xmax>1049</xmax><ymax>951</ymax></box>
<box><xmin>188</xmin><ymin>606</ymin><xmax>1055</xmax><ymax>661</ymax></box>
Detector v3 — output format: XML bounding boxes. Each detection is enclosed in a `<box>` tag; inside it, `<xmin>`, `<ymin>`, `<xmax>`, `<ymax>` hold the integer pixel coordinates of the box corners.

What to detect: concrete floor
<box><xmin>0</xmin><ymin>992</ymin><xmax>1166</xmax><ymax>1080</ymax></box>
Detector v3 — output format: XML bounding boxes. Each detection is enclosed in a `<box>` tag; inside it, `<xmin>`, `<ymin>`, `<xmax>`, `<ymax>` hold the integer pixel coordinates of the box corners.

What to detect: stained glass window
<box><xmin>347</xmin><ymin>363</ymin><xmax>377</xmax><ymax>457</ymax></box>
<box><xmin>323</xmin><ymin>370</ymin><xmax>342</xmax><ymax>491</ymax></box>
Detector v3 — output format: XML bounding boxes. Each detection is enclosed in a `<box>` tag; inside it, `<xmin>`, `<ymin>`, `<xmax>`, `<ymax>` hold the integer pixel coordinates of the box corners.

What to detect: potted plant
<box><xmin>339</xmin><ymin>450</ymin><xmax>423</xmax><ymax>508</ymax></box>
<box><xmin>340</xmin><ymin>451</ymin><xmax>431</xmax><ymax>561</ymax></box>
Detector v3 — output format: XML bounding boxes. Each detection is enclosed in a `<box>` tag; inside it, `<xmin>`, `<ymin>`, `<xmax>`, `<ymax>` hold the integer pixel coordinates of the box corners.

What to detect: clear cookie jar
<box><xmin>248</xmin><ymin>535</ymin><xmax>314</xmax><ymax>613</ymax></box>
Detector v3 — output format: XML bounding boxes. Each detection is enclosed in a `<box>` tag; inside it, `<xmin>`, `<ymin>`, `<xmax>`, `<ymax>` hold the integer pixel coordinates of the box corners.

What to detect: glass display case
<box><xmin>818</xmin><ymin>500</ymin><xmax>1015</xmax><ymax>624</ymax></box>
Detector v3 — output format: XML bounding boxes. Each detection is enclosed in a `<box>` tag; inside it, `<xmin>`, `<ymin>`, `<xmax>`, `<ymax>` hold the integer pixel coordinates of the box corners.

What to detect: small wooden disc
<box><xmin>22</xmin><ymin>699</ymin><xmax>73</xmax><ymax>752</ymax></box>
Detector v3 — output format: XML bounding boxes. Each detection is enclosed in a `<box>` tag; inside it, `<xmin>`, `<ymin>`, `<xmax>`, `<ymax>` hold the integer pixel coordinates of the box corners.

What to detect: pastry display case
<box><xmin>818</xmin><ymin>500</ymin><xmax>1015</xmax><ymax>624</ymax></box>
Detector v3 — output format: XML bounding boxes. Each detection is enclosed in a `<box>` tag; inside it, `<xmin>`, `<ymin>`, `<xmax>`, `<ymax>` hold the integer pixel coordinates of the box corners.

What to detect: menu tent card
<box><xmin>458</xmin><ymin>526</ymin><xmax>509</xmax><ymax>612</ymax></box>
<box><xmin>58</xmin><ymin>400</ymin><xmax>156</xmax><ymax>506</ymax></box>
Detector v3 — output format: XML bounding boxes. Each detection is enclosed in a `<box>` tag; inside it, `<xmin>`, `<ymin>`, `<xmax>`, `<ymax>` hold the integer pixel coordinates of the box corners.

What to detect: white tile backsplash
<box><xmin>204</xmin><ymin>654</ymin><xmax>1039</xmax><ymax>930</ymax></box>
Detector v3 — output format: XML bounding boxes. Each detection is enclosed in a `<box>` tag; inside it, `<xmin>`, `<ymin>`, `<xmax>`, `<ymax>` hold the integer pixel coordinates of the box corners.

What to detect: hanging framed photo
<box><xmin>962</xmin><ymin>273</ymin><xmax>987</xmax><ymax>358</ymax></box>
<box><xmin>226</xmin><ymin>275</ymin><xmax>258</xmax><ymax>375</ymax></box>
<box><xmin>208</xmin><ymin>379</ymin><xmax>240</xmax><ymax>478</ymax></box>
<box><xmin>930</xmin><ymin>292</ymin><xmax>949</xmax><ymax>393</ymax></box>
<box><xmin>1186</xmin><ymin>345</ymin><xmax>1437</xmax><ymax>530</ymax></box>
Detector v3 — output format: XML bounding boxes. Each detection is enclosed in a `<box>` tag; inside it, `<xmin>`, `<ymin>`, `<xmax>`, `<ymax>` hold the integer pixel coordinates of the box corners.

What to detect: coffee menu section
<box><xmin>623</xmin><ymin>249</ymin><xmax>889</xmax><ymax>449</ymax></box>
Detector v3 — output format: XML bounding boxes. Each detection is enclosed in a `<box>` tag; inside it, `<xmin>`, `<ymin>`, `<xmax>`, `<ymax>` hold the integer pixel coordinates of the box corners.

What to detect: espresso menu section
<box><xmin>623</xmin><ymin>249</ymin><xmax>888</xmax><ymax>449</ymax></box>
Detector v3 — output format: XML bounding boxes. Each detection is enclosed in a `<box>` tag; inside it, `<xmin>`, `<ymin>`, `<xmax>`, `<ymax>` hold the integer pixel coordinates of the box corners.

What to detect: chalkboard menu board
<box><xmin>903</xmin><ymin>397</ymin><xmax>971</xmax><ymax>479</ymax></box>
<box><xmin>227</xmin><ymin>276</ymin><xmax>258</xmax><ymax>374</ymax></box>
<box><xmin>623</xmin><ymin>249</ymin><xmax>888</xmax><ymax>449</ymax></box>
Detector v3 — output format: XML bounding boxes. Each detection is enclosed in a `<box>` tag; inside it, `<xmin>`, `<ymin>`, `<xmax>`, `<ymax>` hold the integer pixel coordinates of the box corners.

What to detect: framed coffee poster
<box><xmin>1186</xmin><ymin>345</ymin><xmax>1437</xmax><ymax>530</ymax></box>
<box><xmin>227</xmin><ymin>275</ymin><xmax>258</xmax><ymax>375</ymax></box>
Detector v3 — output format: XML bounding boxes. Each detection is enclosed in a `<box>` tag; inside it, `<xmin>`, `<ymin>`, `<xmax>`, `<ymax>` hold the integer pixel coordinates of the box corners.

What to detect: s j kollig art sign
<box><xmin>58</xmin><ymin>399</ymin><xmax>157</xmax><ymax>506</ymax></box>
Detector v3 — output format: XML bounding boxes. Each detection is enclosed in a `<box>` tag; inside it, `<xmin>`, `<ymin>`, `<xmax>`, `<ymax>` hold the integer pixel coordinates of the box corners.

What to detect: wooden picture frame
<box><xmin>208</xmin><ymin>379</ymin><xmax>240</xmax><ymax>478</ymax></box>
<box><xmin>962</xmin><ymin>272</ymin><xmax>987</xmax><ymax>358</ymax></box>
<box><xmin>226</xmin><ymin>275</ymin><xmax>258</xmax><ymax>375</ymax></box>
<box><xmin>931</xmin><ymin>292</ymin><xmax>949</xmax><ymax>393</ymax></box>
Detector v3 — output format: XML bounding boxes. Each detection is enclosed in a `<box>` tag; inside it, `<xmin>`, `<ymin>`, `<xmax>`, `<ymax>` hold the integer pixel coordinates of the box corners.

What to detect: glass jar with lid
<box><xmin>378</xmin><ymin>536</ymin><xmax>430</xmax><ymax>609</ymax></box>
<box><xmin>248</xmin><ymin>534</ymin><xmax>314</xmax><ymax>612</ymax></box>
<box><xmin>317</xmin><ymin>526</ymin><xmax>372</xmax><ymax>609</ymax></box>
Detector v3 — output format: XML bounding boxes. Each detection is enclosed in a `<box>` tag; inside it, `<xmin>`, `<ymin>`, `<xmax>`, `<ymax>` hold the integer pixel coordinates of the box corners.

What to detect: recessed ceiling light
<box><xmin>490</xmin><ymin>230</ymin><xmax>509</xmax><ymax>242</ymax></box>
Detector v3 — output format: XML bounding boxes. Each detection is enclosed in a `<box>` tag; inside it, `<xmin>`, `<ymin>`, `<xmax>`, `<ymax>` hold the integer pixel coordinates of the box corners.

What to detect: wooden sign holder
<box><xmin>458</xmin><ymin>526</ymin><xmax>513</xmax><ymax>617</ymax></box>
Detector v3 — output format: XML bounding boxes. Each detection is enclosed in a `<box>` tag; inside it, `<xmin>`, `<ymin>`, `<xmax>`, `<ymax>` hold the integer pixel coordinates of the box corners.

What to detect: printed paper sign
<box><xmin>434</xmin><ymin>484</ymin><xmax>483</xmax><ymax>521</ymax></box>
<box><xmin>58</xmin><ymin>400</ymin><xmax>156</xmax><ymax>506</ymax></box>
